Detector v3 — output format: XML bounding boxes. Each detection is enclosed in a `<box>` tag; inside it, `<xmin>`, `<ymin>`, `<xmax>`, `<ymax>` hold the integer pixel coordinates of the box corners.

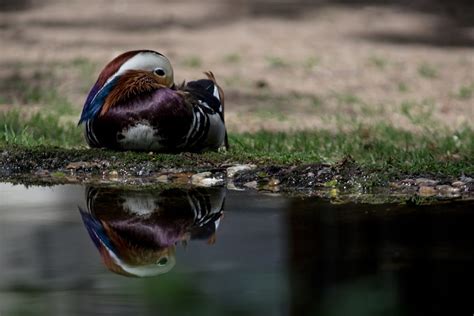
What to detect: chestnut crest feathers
<box><xmin>78</xmin><ymin>50</ymin><xmax>174</xmax><ymax>124</ymax></box>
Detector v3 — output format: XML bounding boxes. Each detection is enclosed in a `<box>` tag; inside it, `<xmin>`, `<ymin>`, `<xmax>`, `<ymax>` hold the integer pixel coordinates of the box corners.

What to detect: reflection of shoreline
<box><xmin>79</xmin><ymin>186</ymin><xmax>226</xmax><ymax>277</ymax></box>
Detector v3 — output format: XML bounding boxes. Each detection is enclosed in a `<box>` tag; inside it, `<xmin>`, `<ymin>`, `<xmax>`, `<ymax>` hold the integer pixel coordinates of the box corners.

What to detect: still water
<box><xmin>0</xmin><ymin>183</ymin><xmax>473</xmax><ymax>316</ymax></box>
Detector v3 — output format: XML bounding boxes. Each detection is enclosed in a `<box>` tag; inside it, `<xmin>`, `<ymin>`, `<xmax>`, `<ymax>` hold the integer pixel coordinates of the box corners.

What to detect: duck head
<box><xmin>78</xmin><ymin>50</ymin><xmax>174</xmax><ymax>125</ymax></box>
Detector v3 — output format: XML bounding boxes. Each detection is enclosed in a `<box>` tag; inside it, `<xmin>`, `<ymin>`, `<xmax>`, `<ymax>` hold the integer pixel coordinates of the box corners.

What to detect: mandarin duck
<box><xmin>78</xmin><ymin>50</ymin><xmax>228</xmax><ymax>152</ymax></box>
<box><xmin>79</xmin><ymin>186</ymin><xmax>225</xmax><ymax>277</ymax></box>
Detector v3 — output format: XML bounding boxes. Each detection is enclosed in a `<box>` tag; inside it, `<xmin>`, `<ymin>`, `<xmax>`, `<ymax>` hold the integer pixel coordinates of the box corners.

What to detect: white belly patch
<box><xmin>118</xmin><ymin>123</ymin><xmax>163</xmax><ymax>151</ymax></box>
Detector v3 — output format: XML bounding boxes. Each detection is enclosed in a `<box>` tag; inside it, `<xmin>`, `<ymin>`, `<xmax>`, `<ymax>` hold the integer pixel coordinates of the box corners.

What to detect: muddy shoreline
<box><xmin>1</xmin><ymin>148</ymin><xmax>472</xmax><ymax>203</ymax></box>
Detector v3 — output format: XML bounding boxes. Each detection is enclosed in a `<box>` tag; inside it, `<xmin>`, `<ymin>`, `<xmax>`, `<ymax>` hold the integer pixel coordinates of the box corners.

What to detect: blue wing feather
<box><xmin>78</xmin><ymin>76</ymin><xmax>120</xmax><ymax>125</ymax></box>
<box><xmin>78</xmin><ymin>207</ymin><xmax>116</xmax><ymax>252</ymax></box>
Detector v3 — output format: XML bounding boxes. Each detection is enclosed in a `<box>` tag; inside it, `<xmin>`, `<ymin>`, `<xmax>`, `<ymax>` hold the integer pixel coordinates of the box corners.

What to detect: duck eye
<box><xmin>157</xmin><ymin>257</ymin><xmax>168</xmax><ymax>266</ymax></box>
<box><xmin>154</xmin><ymin>68</ymin><xmax>166</xmax><ymax>77</ymax></box>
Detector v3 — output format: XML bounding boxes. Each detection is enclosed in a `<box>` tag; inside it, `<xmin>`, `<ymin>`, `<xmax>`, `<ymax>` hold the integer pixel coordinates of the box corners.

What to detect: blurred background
<box><xmin>0</xmin><ymin>0</ymin><xmax>473</xmax><ymax>133</ymax></box>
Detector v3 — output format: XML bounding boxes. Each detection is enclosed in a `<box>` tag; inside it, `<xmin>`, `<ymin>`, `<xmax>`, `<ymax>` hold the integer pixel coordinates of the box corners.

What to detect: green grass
<box><xmin>232</xmin><ymin>127</ymin><xmax>473</xmax><ymax>174</ymax></box>
<box><xmin>181</xmin><ymin>56</ymin><xmax>202</xmax><ymax>68</ymax></box>
<box><xmin>332</xmin><ymin>92</ymin><xmax>363</xmax><ymax>105</ymax></box>
<box><xmin>223</xmin><ymin>53</ymin><xmax>241</xmax><ymax>64</ymax></box>
<box><xmin>0</xmin><ymin>110</ymin><xmax>82</xmax><ymax>147</ymax></box>
<box><xmin>418</xmin><ymin>63</ymin><xmax>438</xmax><ymax>79</ymax></box>
<box><xmin>70</xmin><ymin>57</ymin><xmax>98</xmax><ymax>92</ymax></box>
<box><xmin>0</xmin><ymin>108</ymin><xmax>472</xmax><ymax>178</ymax></box>
<box><xmin>303</xmin><ymin>56</ymin><xmax>320</xmax><ymax>70</ymax></box>
<box><xmin>2</xmin><ymin>71</ymin><xmax>54</xmax><ymax>104</ymax></box>
<box><xmin>0</xmin><ymin>67</ymin><xmax>77</xmax><ymax>115</ymax></box>
<box><xmin>368</xmin><ymin>55</ymin><xmax>388</xmax><ymax>70</ymax></box>
<box><xmin>265</xmin><ymin>56</ymin><xmax>289</xmax><ymax>68</ymax></box>
<box><xmin>397</xmin><ymin>82</ymin><xmax>409</xmax><ymax>93</ymax></box>
<box><xmin>252</xmin><ymin>109</ymin><xmax>287</xmax><ymax>121</ymax></box>
<box><xmin>454</xmin><ymin>83</ymin><xmax>474</xmax><ymax>100</ymax></box>
<box><xmin>399</xmin><ymin>99</ymin><xmax>435</xmax><ymax>125</ymax></box>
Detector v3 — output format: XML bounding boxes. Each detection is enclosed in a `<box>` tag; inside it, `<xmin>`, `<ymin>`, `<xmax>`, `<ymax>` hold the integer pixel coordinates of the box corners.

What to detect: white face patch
<box><xmin>88</xmin><ymin>52</ymin><xmax>174</xmax><ymax>112</ymax></box>
<box><xmin>106</xmin><ymin>52</ymin><xmax>174</xmax><ymax>87</ymax></box>
<box><xmin>118</xmin><ymin>123</ymin><xmax>163</xmax><ymax>151</ymax></box>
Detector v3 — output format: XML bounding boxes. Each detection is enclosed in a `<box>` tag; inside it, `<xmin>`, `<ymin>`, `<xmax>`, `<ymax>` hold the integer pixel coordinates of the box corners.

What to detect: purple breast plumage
<box><xmin>78</xmin><ymin>50</ymin><xmax>228</xmax><ymax>152</ymax></box>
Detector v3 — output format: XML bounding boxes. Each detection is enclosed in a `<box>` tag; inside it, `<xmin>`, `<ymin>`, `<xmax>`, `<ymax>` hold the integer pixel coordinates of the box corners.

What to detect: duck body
<box><xmin>79</xmin><ymin>50</ymin><xmax>227</xmax><ymax>152</ymax></box>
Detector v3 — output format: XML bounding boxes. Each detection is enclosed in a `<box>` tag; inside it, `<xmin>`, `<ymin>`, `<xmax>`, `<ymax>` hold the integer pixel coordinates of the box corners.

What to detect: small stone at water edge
<box><xmin>415</xmin><ymin>178</ymin><xmax>438</xmax><ymax>186</ymax></box>
<box><xmin>418</xmin><ymin>186</ymin><xmax>437</xmax><ymax>197</ymax></box>
<box><xmin>436</xmin><ymin>185</ymin><xmax>461</xmax><ymax>196</ymax></box>
<box><xmin>227</xmin><ymin>164</ymin><xmax>257</xmax><ymax>178</ymax></box>
<box><xmin>451</xmin><ymin>181</ymin><xmax>465</xmax><ymax>188</ymax></box>
<box><xmin>268</xmin><ymin>178</ymin><xmax>280</xmax><ymax>186</ymax></box>
<box><xmin>109</xmin><ymin>170</ymin><xmax>119</xmax><ymax>177</ymax></box>
<box><xmin>156</xmin><ymin>175</ymin><xmax>168</xmax><ymax>183</ymax></box>
<box><xmin>244</xmin><ymin>181</ymin><xmax>258</xmax><ymax>189</ymax></box>
<box><xmin>191</xmin><ymin>172</ymin><xmax>224</xmax><ymax>187</ymax></box>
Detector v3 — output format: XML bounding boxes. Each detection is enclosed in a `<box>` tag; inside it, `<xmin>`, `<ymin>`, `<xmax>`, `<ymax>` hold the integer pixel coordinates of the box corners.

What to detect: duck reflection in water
<box><xmin>79</xmin><ymin>186</ymin><xmax>225</xmax><ymax>277</ymax></box>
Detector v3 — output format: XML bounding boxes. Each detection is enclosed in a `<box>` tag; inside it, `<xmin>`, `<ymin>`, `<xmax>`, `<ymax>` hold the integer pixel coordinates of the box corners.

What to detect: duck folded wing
<box><xmin>184</xmin><ymin>79</ymin><xmax>223</xmax><ymax>116</ymax></box>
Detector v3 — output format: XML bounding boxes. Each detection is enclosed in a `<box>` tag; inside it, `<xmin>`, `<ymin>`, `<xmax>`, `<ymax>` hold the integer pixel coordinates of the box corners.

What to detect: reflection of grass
<box><xmin>136</xmin><ymin>273</ymin><xmax>261</xmax><ymax>316</ymax></box>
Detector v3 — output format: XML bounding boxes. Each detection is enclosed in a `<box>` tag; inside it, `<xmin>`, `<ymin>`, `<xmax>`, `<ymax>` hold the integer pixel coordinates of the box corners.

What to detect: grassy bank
<box><xmin>1</xmin><ymin>109</ymin><xmax>473</xmax><ymax>179</ymax></box>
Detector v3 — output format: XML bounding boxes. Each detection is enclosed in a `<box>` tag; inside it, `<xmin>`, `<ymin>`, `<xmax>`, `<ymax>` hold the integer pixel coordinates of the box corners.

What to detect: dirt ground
<box><xmin>0</xmin><ymin>0</ymin><xmax>473</xmax><ymax>133</ymax></box>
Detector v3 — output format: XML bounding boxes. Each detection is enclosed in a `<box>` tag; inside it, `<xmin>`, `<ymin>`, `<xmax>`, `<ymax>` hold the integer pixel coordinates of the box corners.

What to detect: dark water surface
<box><xmin>0</xmin><ymin>183</ymin><xmax>473</xmax><ymax>316</ymax></box>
